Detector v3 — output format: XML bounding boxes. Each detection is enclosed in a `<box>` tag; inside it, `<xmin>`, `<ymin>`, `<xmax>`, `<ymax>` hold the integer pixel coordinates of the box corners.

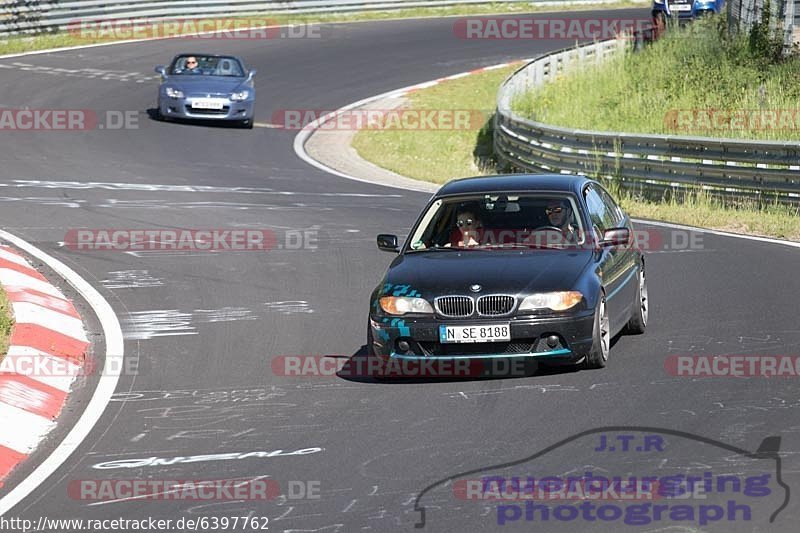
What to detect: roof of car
<box><xmin>436</xmin><ymin>174</ymin><xmax>594</xmax><ymax>197</ymax></box>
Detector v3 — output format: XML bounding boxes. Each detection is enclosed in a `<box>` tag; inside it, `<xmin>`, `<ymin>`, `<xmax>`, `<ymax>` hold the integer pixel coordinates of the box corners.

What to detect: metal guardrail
<box><xmin>0</xmin><ymin>0</ymin><xmax>613</xmax><ymax>35</ymax></box>
<box><xmin>494</xmin><ymin>34</ymin><xmax>800</xmax><ymax>204</ymax></box>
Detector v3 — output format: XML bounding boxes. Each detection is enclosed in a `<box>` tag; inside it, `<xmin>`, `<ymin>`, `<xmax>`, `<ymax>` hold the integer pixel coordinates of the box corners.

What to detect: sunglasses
<box><xmin>456</xmin><ymin>218</ymin><xmax>474</xmax><ymax>227</ymax></box>
<box><xmin>186</xmin><ymin>60</ymin><xmax>197</xmax><ymax>65</ymax></box>
<box><xmin>546</xmin><ymin>207</ymin><xmax>564</xmax><ymax>215</ymax></box>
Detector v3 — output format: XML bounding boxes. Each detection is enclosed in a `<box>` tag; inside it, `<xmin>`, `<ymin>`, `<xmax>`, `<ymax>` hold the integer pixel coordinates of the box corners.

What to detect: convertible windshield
<box><xmin>407</xmin><ymin>194</ymin><xmax>586</xmax><ymax>251</ymax></box>
<box><xmin>170</xmin><ymin>55</ymin><xmax>245</xmax><ymax>76</ymax></box>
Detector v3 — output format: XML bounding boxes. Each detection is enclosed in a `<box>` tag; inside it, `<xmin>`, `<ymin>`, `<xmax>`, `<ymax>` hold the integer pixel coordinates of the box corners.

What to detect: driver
<box><xmin>545</xmin><ymin>198</ymin><xmax>578</xmax><ymax>243</ymax></box>
<box><xmin>183</xmin><ymin>56</ymin><xmax>201</xmax><ymax>74</ymax></box>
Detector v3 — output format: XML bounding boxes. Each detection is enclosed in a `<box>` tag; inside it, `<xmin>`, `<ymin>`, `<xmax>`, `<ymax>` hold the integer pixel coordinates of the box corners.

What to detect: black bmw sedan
<box><xmin>367</xmin><ymin>174</ymin><xmax>648</xmax><ymax>374</ymax></box>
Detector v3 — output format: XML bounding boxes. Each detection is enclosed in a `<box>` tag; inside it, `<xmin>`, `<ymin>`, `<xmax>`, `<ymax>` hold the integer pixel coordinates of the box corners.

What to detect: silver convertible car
<box><xmin>154</xmin><ymin>54</ymin><xmax>256</xmax><ymax>128</ymax></box>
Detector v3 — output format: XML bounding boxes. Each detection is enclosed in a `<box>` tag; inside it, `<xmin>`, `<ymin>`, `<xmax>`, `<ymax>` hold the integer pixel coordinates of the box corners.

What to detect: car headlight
<box><xmin>230</xmin><ymin>90</ymin><xmax>249</xmax><ymax>101</ymax></box>
<box><xmin>654</xmin><ymin>0</ymin><xmax>664</xmax><ymax>3</ymax></box>
<box><xmin>165</xmin><ymin>87</ymin><xmax>184</xmax><ymax>98</ymax></box>
<box><xmin>519</xmin><ymin>292</ymin><xmax>584</xmax><ymax>312</ymax></box>
<box><xmin>379</xmin><ymin>296</ymin><xmax>433</xmax><ymax>315</ymax></box>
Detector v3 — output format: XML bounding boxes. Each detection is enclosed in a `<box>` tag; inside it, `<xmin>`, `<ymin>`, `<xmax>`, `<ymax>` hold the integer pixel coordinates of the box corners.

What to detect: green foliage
<box><xmin>0</xmin><ymin>287</ymin><xmax>13</xmax><ymax>358</ymax></box>
<box><xmin>511</xmin><ymin>15</ymin><xmax>800</xmax><ymax>139</ymax></box>
<box><xmin>746</xmin><ymin>0</ymin><xmax>784</xmax><ymax>64</ymax></box>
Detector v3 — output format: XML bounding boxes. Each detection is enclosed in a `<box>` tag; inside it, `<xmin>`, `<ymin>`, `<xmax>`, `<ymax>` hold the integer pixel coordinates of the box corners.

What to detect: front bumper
<box><xmin>369</xmin><ymin>312</ymin><xmax>595</xmax><ymax>366</ymax></box>
<box><xmin>159</xmin><ymin>95</ymin><xmax>254</xmax><ymax>121</ymax></box>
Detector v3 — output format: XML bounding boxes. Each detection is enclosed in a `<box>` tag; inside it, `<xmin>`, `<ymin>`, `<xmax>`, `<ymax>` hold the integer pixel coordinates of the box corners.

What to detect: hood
<box><xmin>164</xmin><ymin>76</ymin><xmax>247</xmax><ymax>95</ymax></box>
<box><xmin>383</xmin><ymin>249</ymin><xmax>595</xmax><ymax>297</ymax></box>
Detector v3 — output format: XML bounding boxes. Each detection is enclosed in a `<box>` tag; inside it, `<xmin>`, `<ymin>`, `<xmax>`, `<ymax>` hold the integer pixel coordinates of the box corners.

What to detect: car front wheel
<box><xmin>583</xmin><ymin>293</ymin><xmax>610</xmax><ymax>369</ymax></box>
<box><xmin>626</xmin><ymin>262</ymin><xmax>648</xmax><ymax>334</ymax></box>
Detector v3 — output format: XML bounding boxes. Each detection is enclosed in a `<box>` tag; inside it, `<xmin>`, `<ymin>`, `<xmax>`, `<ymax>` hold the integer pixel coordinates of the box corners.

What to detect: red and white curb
<box><xmin>0</xmin><ymin>245</ymin><xmax>88</xmax><ymax>486</ymax></box>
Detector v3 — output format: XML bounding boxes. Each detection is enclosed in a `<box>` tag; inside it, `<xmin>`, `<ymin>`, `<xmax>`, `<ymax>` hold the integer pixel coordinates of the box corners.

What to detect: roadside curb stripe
<box><xmin>0</xmin><ymin>374</ymin><xmax>67</xmax><ymax>420</ymax></box>
<box><xmin>0</xmin><ymin>244</ymin><xmax>88</xmax><ymax>485</ymax></box>
<box><xmin>0</xmin><ymin>269</ymin><xmax>66</xmax><ymax>299</ymax></box>
<box><xmin>10</xmin><ymin>302</ymin><xmax>87</xmax><ymax>342</ymax></box>
<box><xmin>0</xmin><ymin>403</ymin><xmax>55</xmax><ymax>454</ymax></box>
<box><xmin>10</xmin><ymin>325</ymin><xmax>88</xmax><ymax>362</ymax></box>
<box><xmin>2</xmin><ymin>348</ymin><xmax>81</xmax><ymax>393</ymax></box>
<box><xmin>0</xmin><ymin>249</ymin><xmax>29</xmax><ymax>268</ymax></box>
<box><xmin>2</xmin><ymin>287</ymin><xmax>78</xmax><ymax>318</ymax></box>
<box><xmin>400</xmin><ymin>62</ymin><xmax>522</xmax><ymax>95</ymax></box>
<box><xmin>0</xmin><ymin>446</ymin><xmax>26</xmax><ymax>484</ymax></box>
<box><xmin>0</xmin><ymin>259</ymin><xmax>46</xmax><ymax>282</ymax></box>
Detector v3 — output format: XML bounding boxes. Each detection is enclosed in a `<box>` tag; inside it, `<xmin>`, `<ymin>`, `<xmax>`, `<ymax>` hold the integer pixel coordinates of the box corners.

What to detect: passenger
<box><xmin>446</xmin><ymin>209</ymin><xmax>483</xmax><ymax>248</ymax></box>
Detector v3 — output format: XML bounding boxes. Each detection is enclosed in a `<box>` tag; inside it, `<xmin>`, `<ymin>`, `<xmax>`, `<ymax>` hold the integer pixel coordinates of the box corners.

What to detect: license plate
<box><xmin>191</xmin><ymin>98</ymin><xmax>225</xmax><ymax>110</ymax></box>
<box><xmin>672</xmin><ymin>4</ymin><xmax>692</xmax><ymax>11</ymax></box>
<box><xmin>440</xmin><ymin>324</ymin><xmax>510</xmax><ymax>344</ymax></box>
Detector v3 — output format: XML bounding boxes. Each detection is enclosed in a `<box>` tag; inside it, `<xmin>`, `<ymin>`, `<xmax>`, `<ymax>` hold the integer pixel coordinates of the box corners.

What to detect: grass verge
<box><xmin>0</xmin><ymin>1</ymin><xmax>646</xmax><ymax>56</ymax></box>
<box><xmin>0</xmin><ymin>285</ymin><xmax>12</xmax><ymax>359</ymax></box>
<box><xmin>512</xmin><ymin>16</ymin><xmax>800</xmax><ymax>140</ymax></box>
<box><xmin>352</xmin><ymin>65</ymin><xmax>517</xmax><ymax>180</ymax></box>
<box><xmin>352</xmin><ymin>57</ymin><xmax>800</xmax><ymax>241</ymax></box>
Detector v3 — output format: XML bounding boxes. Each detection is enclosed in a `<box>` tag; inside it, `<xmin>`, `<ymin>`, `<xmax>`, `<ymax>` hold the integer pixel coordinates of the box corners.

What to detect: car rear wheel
<box><xmin>626</xmin><ymin>262</ymin><xmax>648</xmax><ymax>334</ymax></box>
<box><xmin>583</xmin><ymin>293</ymin><xmax>610</xmax><ymax>369</ymax></box>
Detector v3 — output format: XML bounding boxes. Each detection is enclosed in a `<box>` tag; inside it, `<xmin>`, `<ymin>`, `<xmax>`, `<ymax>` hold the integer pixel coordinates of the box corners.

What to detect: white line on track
<box><xmin>0</xmin><ymin>229</ymin><xmax>124</xmax><ymax>518</ymax></box>
<box><xmin>632</xmin><ymin>218</ymin><xmax>800</xmax><ymax>250</ymax></box>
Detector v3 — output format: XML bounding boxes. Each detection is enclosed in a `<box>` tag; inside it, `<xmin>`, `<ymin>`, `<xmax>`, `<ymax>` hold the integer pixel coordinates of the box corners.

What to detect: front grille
<box><xmin>435</xmin><ymin>296</ymin><xmax>474</xmax><ymax>318</ymax></box>
<box><xmin>477</xmin><ymin>295</ymin><xmax>515</xmax><ymax>316</ymax></box>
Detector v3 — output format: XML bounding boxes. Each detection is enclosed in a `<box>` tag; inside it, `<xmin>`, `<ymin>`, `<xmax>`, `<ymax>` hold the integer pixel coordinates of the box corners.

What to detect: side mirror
<box><xmin>601</xmin><ymin>228</ymin><xmax>631</xmax><ymax>247</ymax></box>
<box><xmin>377</xmin><ymin>234</ymin><xmax>399</xmax><ymax>253</ymax></box>
<box><xmin>154</xmin><ymin>65</ymin><xmax>166</xmax><ymax>77</ymax></box>
<box><xmin>247</xmin><ymin>69</ymin><xmax>256</xmax><ymax>80</ymax></box>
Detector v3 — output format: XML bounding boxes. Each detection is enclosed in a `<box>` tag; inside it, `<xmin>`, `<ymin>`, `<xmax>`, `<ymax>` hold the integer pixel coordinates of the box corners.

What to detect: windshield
<box><xmin>169</xmin><ymin>55</ymin><xmax>245</xmax><ymax>76</ymax></box>
<box><xmin>407</xmin><ymin>193</ymin><xmax>585</xmax><ymax>251</ymax></box>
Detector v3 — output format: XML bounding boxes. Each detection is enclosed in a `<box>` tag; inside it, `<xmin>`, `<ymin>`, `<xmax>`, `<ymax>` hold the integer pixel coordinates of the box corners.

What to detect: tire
<box><xmin>626</xmin><ymin>262</ymin><xmax>648</xmax><ymax>335</ymax></box>
<box><xmin>366</xmin><ymin>323</ymin><xmax>375</xmax><ymax>357</ymax></box>
<box><xmin>366</xmin><ymin>323</ymin><xmax>392</xmax><ymax>381</ymax></box>
<box><xmin>583</xmin><ymin>293</ymin><xmax>610</xmax><ymax>369</ymax></box>
<box><xmin>240</xmin><ymin>118</ymin><xmax>254</xmax><ymax>129</ymax></box>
